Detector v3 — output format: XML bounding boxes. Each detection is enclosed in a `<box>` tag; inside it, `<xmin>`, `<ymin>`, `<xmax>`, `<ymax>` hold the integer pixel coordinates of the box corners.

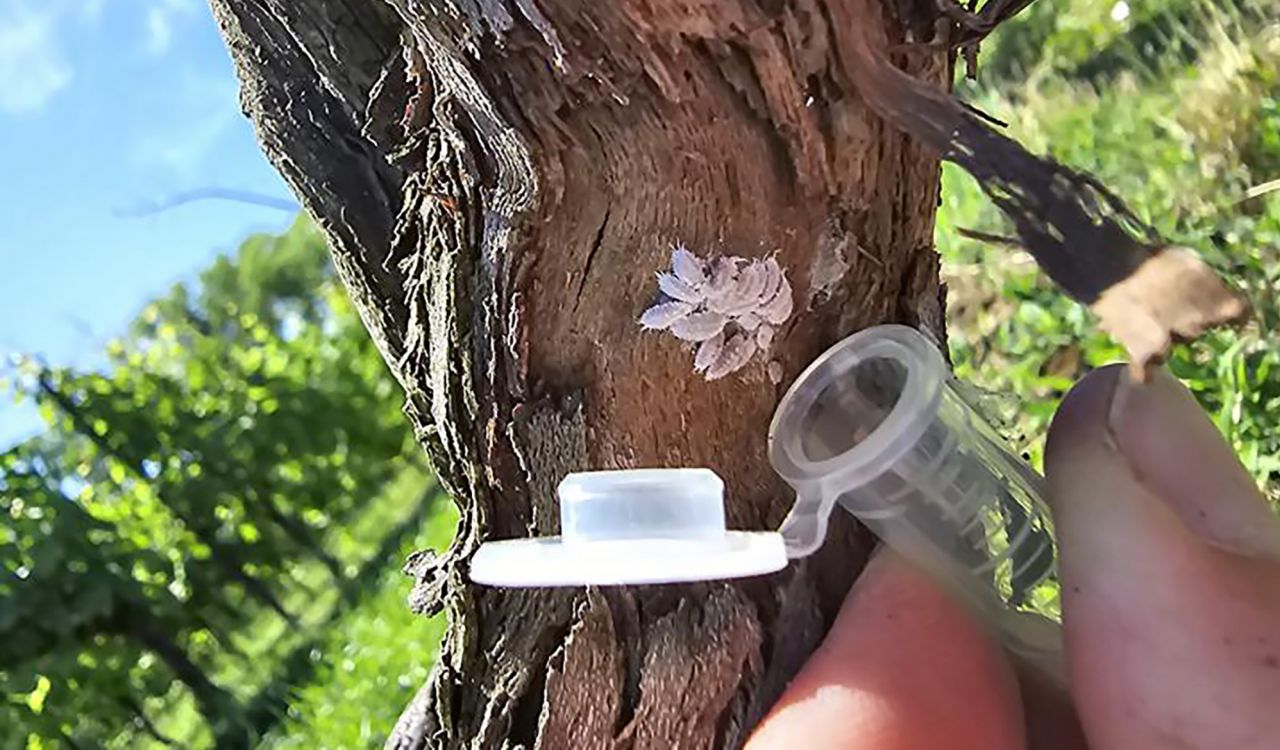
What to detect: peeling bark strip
<box><xmin>839</xmin><ymin>0</ymin><xmax>1249</xmax><ymax>377</ymax></box>
<box><xmin>207</xmin><ymin>0</ymin><xmax>1011</xmax><ymax>747</ymax></box>
<box><xmin>534</xmin><ymin>590</ymin><xmax>624</xmax><ymax>750</ymax></box>
<box><xmin>628</xmin><ymin>587</ymin><xmax>764</xmax><ymax>747</ymax></box>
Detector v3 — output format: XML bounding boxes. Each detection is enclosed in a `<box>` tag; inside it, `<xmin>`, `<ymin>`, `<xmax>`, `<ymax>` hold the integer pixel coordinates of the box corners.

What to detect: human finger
<box><xmin>1046</xmin><ymin>365</ymin><xmax>1280</xmax><ymax>749</ymax></box>
<box><xmin>746</xmin><ymin>548</ymin><xmax>1024</xmax><ymax>750</ymax></box>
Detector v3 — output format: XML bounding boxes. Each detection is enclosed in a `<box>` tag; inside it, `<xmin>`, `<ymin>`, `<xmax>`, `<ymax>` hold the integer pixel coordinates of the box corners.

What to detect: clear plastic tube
<box><xmin>768</xmin><ymin>325</ymin><xmax>1064</xmax><ymax>680</ymax></box>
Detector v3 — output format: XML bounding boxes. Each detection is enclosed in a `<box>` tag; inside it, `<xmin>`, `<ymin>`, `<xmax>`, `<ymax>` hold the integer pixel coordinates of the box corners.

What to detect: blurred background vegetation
<box><xmin>2</xmin><ymin>218</ymin><xmax>455</xmax><ymax>748</ymax></box>
<box><xmin>940</xmin><ymin>0</ymin><xmax>1280</xmax><ymax>509</ymax></box>
<box><xmin>2</xmin><ymin>0</ymin><xmax>1278</xmax><ymax>747</ymax></box>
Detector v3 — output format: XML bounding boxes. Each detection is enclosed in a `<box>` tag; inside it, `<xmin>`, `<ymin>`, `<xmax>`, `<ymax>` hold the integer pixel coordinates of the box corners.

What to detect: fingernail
<box><xmin>1047</xmin><ymin>365</ymin><xmax>1280</xmax><ymax>561</ymax></box>
<box><xmin>1108</xmin><ymin>368</ymin><xmax>1280</xmax><ymax>560</ymax></box>
<box><xmin>1045</xmin><ymin>372</ymin><xmax>1193</xmax><ymax>592</ymax></box>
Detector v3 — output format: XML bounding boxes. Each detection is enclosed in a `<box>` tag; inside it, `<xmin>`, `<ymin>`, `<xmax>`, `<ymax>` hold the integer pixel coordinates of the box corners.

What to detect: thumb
<box><xmin>1045</xmin><ymin>365</ymin><xmax>1280</xmax><ymax>750</ymax></box>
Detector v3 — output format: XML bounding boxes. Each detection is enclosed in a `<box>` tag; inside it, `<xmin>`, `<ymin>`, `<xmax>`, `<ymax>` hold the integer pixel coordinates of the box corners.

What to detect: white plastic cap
<box><xmin>469</xmin><ymin>468</ymin><xmax>787</xmax><ymax>587</ymax></box>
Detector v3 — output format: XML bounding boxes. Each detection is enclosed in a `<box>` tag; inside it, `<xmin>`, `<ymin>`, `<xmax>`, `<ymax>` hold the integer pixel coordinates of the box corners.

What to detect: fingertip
<box><xmin>1044</xmin><ymin>364</ymin><xmax>1123</xmax><ymax>478</ymax></box>
<box><xmin>1113</xmin><ymin>368</ymin><xmax>1280</xmax><ymax>559</ymax></box>
<box><xmin>747</xmin><ymin>550</ymin><xmax>1023</xmax><ymax>750</ymax></box>
<box><xmin>1048</xmin><ymin>363</ymin><xmax>1280</xmax><ymax>558</ymax></box>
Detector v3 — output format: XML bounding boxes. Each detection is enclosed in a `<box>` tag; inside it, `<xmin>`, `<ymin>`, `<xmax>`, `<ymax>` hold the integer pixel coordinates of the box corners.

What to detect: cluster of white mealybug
<box><xmin>639</xmin><ymin>244</ymin><xmax>793</xmax><ymax>380</ymax></box>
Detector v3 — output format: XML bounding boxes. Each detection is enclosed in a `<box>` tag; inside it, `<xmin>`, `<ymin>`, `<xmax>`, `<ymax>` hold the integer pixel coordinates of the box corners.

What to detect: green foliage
<box><xmin>0</xmin><ymin>216</ymin><xmax>429</xmax><ymax>748</ymax></box>
<box><xmin>942</xmin><ymin>1</ymin><xmax>1280</xmax><ymax>498</ymax></box>
<box><xmin>974</xmin><ymin>0</ymin><xmax>1276</xmax><ymax>88</ymax></box>
<box><xmin>258</xmin><ymin>502</ymin><xmax>456</xmax><ymax>750</ymax></box>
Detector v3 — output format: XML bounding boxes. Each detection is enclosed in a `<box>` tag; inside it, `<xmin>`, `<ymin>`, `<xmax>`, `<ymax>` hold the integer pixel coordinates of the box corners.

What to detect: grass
<box><xmin>940</xmin><ymin>0</ymin><xmax>1280</xmax><ymax>505</ymax></box>
<box><xmin>257</xmin><ymin>498</ymin><xmax>457</xmax><ymax>750</ymax></box>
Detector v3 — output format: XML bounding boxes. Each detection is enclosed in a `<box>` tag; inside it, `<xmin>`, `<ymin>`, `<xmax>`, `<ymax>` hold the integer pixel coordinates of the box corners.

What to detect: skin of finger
<box><xmin>1015</xmin><ymin>659</ymin><xmax>1089</xmax><ymax>750</ymax></box>
<box><xmin>1046</xmin><ymin>369</ymin><xmax>1280</xmax><ymax>749</ymax></box>
<box><xmin>745</xmin><ymin>549</ymin><xmax>1025</xmax><ymax>750</ymax></box>
<box><xmin>1108</xmin><ymin>367</ymin><xmax>1280</xmax><ymax>559</ymax></box>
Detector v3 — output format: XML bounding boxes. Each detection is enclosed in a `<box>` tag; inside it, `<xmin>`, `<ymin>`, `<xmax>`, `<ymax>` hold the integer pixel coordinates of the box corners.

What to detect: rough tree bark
<box><xmin>210</xmin><ymin>1</ymin><xmax>958</xmax><ymax>746</ymax></box>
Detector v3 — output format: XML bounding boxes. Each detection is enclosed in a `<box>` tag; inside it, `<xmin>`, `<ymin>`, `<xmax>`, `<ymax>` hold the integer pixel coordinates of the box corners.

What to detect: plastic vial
<box><xmin>469</xmin><ymin>324</ymin><xmax>1065</xmax><ymax>679</ymax></box>
<box><xmin>768</xmin><ymin>324</ymin><xmax>1063</xmax><ymax>677</ymax></box>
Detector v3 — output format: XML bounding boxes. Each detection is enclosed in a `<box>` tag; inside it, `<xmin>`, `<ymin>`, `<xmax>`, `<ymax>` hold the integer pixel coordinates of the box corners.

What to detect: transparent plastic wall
<box><xmin>770</xmin><ymin>325</ymin><xmax>1064</xmax><ymax>678</ymax></box>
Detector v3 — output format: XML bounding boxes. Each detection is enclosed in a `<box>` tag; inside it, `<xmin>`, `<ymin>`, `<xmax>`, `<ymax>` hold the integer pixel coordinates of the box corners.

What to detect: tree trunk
<box><xmin>209</xmin><ymin>0</ymin><xmax>952</xmax><ymax>746</ymax></box>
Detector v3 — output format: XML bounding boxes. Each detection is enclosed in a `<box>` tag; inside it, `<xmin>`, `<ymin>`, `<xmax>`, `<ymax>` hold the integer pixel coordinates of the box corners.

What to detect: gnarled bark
<box><xmin>209</xmin><ymin>1</ymin><xmax>954</xmax><ymax>746</ymax></box>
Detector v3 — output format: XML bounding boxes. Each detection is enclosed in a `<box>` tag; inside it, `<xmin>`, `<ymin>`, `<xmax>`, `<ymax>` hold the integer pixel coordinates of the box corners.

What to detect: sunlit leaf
<box><xmin>24</xmin><ymin>676</ymin><xmax>50</xmax><ymax>714</ymax></box>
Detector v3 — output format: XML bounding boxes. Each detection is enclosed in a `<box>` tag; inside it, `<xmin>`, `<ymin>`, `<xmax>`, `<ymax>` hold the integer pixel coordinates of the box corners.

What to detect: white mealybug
<box><xmin>657</xmin><ymin>272</ymin><xmax>704</xmax><ymax>304</ymax></box>
<box><xmin>705</xmin><ymin>330</ymin><xmax>758</xmax><ymax>381</ymax></box>
<box><xmin>759</xmin><ymin>281</ymin><xmax>794</xmax><ymax>326</ymax></box>
<box><xmin>735</xmin><ymin>262</ymin><xmax>770</xmax><ymax>304</ymax></box>
<box><xmin>755</xmin><ymin>324</ymin><xmax>775</xmax><ymax>351</ymax></box>
<box><xmin>639</xmin><ymin>245</ymin><xmax>794</xmax><ymax>380</ymax></box>
<box><xmin>639</xmin><ymin>300</ymin><xmax>696</xmax><ymax>330</ymax></box>
<box><xmin>707</xmin><ymin>264</ymin><xmax>763</xmax><ymax>316</ymax></box>
<box><xmin>668</xmin><ymin>310</ymin><xmax>729</xmax><ymax>342</ymax></box>
<box><xmin>671</xmin><ymin>244</ymin><xmax>708</xmax><ymax>288</ymax></box>
<box><xmin>759</xmin><ymin>258</ymin><xmax>785</xmax><ymax>301</ymax></box>
<box><xmin>737</xmin><ymin>312</ymin><xmax>762</xmax><ymax>332</ymax></box>
<box><xmin>693</xmin><ymin>330</ymin><xmax>726</xmax><ymax>373</ymax></box>
<box><xmin>704</xmin><ymin>258</ymin><xmax>740</xmax><ymax>302</ymax></box>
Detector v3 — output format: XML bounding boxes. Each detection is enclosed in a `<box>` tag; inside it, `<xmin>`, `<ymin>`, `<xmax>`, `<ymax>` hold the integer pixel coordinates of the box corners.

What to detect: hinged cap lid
<box><xmin>470</xmin><ymin>468</ymin><xmax>786</xmax><ymax>587</ymax></box>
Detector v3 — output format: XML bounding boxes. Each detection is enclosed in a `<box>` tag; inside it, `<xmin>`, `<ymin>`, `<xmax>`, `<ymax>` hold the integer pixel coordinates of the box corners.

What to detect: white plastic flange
<box><xmin>469</xmin><ymin>468</ymin><xmax>787</xmax><ymax>587</ymax></box>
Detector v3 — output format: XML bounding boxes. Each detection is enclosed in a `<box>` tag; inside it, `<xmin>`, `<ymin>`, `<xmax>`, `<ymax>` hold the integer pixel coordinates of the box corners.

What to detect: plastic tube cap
<box><xmin>470</xmin><ymin>468</ymin><xmax>787</xmax><ymax>587</ymax></box>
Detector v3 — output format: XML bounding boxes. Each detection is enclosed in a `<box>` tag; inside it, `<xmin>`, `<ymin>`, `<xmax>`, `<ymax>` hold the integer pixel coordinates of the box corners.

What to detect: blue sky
<box><xmin>0</xmin><ymin>0</ymin><xmax>297</xmax><ymax>447</ymax></box>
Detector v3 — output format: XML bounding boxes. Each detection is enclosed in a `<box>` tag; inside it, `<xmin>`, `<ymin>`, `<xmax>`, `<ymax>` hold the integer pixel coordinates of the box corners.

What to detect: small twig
<box><xmin>113</xmin><ymin>188</ymin><xmax>298</xmax><ymax>218</ymax></box>
<box><xmin>855</xmin><ymin>243</ymin><xmax>885</xmax><ymax>268</ymax></box>
<box><xmin>958</xmin><ymin>101</ymin><xmax>1009</xmax><ymax>128</ymax></box>
<box><xmin>955</xmin><ymin>227</ymin><xmax>1021</xmax><ymax>246</ymax></box>
<box><xmin>1245</xmin><ymin>178</ymin><xmax>1280</xmax><ymax>200</ymax></box>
